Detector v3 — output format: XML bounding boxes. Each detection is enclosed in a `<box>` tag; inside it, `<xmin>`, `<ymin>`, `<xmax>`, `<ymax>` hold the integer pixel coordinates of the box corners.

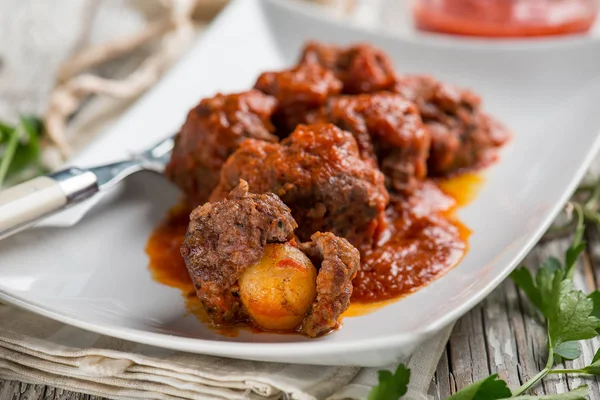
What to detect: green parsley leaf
<box><xmin>517</xmin><ymin>385</ymin><xmax>589</xmax><ymax>400</ymax></box>
<box><xmin>368</xmin><ymin>364</ymin><xmax>410</xmax><ymax>400</ymax></box>
<box><xmin>593</xmin><ymin>347</ymin><xmax>600</xmax><ymax>364</ymax></box>
<box><xmin>587</xmin><ymin>290</ymin><xmax>600</xmax><ymax>334</ymax></box>
<box><xmin>6</xmin><ymin>116</ymin><xmax>45</xmax><ymax>185</ymax></box>
<box><xmin>511</xmin><ymin>258</ymin><xmax>562</xmax><ymax>319</ymax></box>
<box><xmin>447</xmin><ymin>375</ymin><xmax>511</xmax><ymax>400</ymax></box>
<box><xmin>548</xmin><ymin>280</ymin><xmax>599</xmax><ymax>349</ymax></box>
<box><xmin>579</xmin><ymin>348</ymin><xmax>600</xmax><ymax>375</ymax></box>
<box><xmin>587</xmin><ymin>291</ymin><xmax>600</xmax><ymax>319</ymax></box>
<box><xmin>553</xmin><ymin>341</ymin><xmax>581</xmax><ymax>360</ymax></box>
<box><xmin>572</xmin><ymin>206</ymin><xmax>586</xmax><ymax>247</ymax></box>
<box><xmin>564</xmin><ymin>242</ymin><xmax>586</xmax><ymax>280</ymax></box>
<box><xmin>541</xmin><ymin>256</ymin><xmax>563</xmax><ymax>272</ymax></box>
<box><xmin>511</xmin><ymin>267</ymin><xmax>543</xmax><ymax>312</ymax></box>
<box><xmin>537</xmin><ymin>261</ymin><xmax>563</xmax><ymax>317</ymax></box>
<box><xmin>0</xmin><ymin>122</ymin><xmax>20</xmax><ymax>187</ymax></box>
<box><xmin>0</xmin><ymin>115</ymin><xmax>46</xmax><ymax>188</ymax></box>
<box><xmin>0</xmin><ymin>120</ymin><xmax>12</xmax><ymax>135</ymax></box>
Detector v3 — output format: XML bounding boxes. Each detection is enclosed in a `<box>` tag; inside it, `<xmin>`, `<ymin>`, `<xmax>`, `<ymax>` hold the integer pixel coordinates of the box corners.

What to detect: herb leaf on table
<box><xmin>548</xmin><ymin>280</ymin><xmax>598</xmax><ymax>349</ymax></box>
<box><xmin>368</xmin><ymin>364</ymin><xmax>410</xmax><ymax>400</ymax></box>
<box><xmin>446</xmin><ymin>375</ymin><xmax>511</xmax><ymax>400</ymax></box>
<box><xmin>516</xmin><ymin>386</ymin><xmax>590</xmax><ymax>400</ymax></box>
<box><xmin>0</xmin><ymin>115</ymin><xmax>46</xmax><ymax>188</ymax></box>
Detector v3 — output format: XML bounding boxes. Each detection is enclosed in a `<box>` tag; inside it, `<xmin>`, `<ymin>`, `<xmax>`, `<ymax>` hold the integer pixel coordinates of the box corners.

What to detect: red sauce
<box><xmin>146</xmin><ymin>174</ymin><xmax>481</xmax><ymax>322</ymax></box>
<box><xmin>413</xmin><ymin>0</ymin><xmax>598</xmax><ymax>37</ymax></box>
<box><xmin>146</xmin><ymin>202</ymin><xmax>193</xmax><ymax>292</ymax></box>
<box><xmin>351</xmin><ymin>182</ymin><xmax>470</xmax><ymax>302</ymax></box>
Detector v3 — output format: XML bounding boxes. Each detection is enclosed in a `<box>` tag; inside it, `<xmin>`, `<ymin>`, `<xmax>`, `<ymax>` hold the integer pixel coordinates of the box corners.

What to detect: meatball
<box><xmin>181</xmin><ymin>180</ymin><xmax>297</xmax><ymax>324</ymax></box>
<box><xmin>165</xmin><ymin>90</ymin><xmax>278</xmax><ymax>203</ymax></box>
<box><xmin>300</xmin><ymin>41</ymin><xmax>397</xmax><ymax>94</ymax></box>
<box><xmin>254</xmin><ymin>62</ymin><xmax>342</xmax><ymax>134</ymax></box>
<box><xmin>212</xmin><ymin>123</ymin><xmax>389</xmax><ymax>250</ymax></box>
<box><xmin>299</xmin><ymin>232</ymin><xmax>360</xmax><ymax>337</ymax></box>
<box><xmin>324</xmin><ymin>93</ymin><xmax>430</xmax><ymax>194</ymax></box>
<box><xmin>182</xmin><ymin>180</ymin><xmax>361</xmax><ymax>337</ymax></box>
<box><xmin>393</xmin><ymin>75</ymin><xmax>510</xmax><ymax>175</ymax></box>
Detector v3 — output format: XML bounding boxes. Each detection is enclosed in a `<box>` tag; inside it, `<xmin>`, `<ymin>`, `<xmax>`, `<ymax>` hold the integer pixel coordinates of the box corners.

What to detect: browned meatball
<box><xmin>181</xmin><ymin>180</ymin><xmax>298</xmax><ymax>324</ymax></box>
<box><xmin>300</xmin><ymin>41</ymin><xmax>397</xmax><ymax>94</ymax></box>
<box><xmin>165</xmin><ymin>90</ymin><xmax>278</xmax><ymax>204</ymax></box>
<box><xmin>254</xmin><ymin>62</ymin><xmax>342</xmax><ymax>134</ymax></box>
<box><xmin>394</xmin><ymin>75</ymin><xmax>510</xmax><ymax>175</ymax></box>
<box><xmin>299</xmin><ymin>232</ymin><xmax>360</xmax><ymax>337</ymax></box>
<box><xmin>182</xmin><ymin>181</ymin><xmax>361</xmax><ymax>337</ymax></box>
<box><xmin>212</xmin><ymin>123</ymin><xmax>389</xmax><ymax>250</ymax></box>
<box><xmin>324</xmin><ymin>93</ymin><xmax>430</xmax><ymax>193</ymax></box>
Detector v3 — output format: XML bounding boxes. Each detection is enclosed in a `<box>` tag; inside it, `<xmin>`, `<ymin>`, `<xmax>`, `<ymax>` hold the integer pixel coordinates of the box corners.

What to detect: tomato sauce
<box><xmin>412</xmin><ymin>0</ymin><xmax>598</xmax><ymax>37</ymax></box>
<box><xmin>146</xmin><ymin>174</ymin><xmax>481</xmax><ymax>321</ymax></box>
<box><xmin>351</xmin><ymin>182</ymin><xmax>470</xmax><ymax>303</ymax></box>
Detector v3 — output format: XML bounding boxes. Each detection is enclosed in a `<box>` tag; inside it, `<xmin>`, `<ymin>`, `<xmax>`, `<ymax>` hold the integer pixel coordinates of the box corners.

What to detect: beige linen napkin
<box><xmin>0</xmin><ymin>304</ymin><xmax>452</xmax><ymax>400</ymax></box>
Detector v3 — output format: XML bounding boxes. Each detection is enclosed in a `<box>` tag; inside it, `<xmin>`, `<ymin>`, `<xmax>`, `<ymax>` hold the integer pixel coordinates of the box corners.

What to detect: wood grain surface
<box><xmin>1</xmin><ymin>1</ymin><xmax>600</xmax><ymax>399</ymax></box>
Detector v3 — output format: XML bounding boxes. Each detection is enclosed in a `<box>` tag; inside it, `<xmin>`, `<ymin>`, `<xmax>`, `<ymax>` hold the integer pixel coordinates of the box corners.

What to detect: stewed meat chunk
<box><xmin>394</xmin><ymin>75</ymin><xmax>509</xmax><ymax>175</ymax></box>
<box><xmin>181</xmin><ymin>181</ymin><xmax>297</xmax><ymax>324</ymax></box>
<box><xmin>300</xmin><ymin>41</ymin><xmax>397</xmax><ymax>94</ymax></box>
<box><xmin>181</xmin><ymin>180</ymin><xmax>361</xmax><ymax>337</ymax></box>
<box><xmin>212</xmin><ymin>123</ymin><xmax>389</xmax><ymax>250</ymax></box>
<box><xmin>324</xmin><ymin>93</ymin><xmax>430</xmax><ymax>193</ymax></box>
<box><xmin>254</xmin><ymin>62</ymin><xmax>342</xmax><ymax>134</ymax></box>
<box><xmin>300</xmin><ymin>232</ymin><xmax>360</xmax><ymax>337</ymax></box>
<box><xmin>165</xmin><ymin>90</ymin><xmax>278</xmax><ymax>203</ymax></box>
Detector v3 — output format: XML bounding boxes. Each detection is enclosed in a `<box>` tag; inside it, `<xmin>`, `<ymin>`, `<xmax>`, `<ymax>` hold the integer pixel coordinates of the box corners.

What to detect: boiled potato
<box><xmin>239</xmin><ymin>243</ymin><xmax>317</xmax><ymax>331</ymax></box>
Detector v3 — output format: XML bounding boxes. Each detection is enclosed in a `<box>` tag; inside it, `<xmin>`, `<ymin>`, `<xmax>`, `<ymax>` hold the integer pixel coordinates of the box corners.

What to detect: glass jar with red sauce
<box><xmin>411</xmin><ymin>0</ymin><xmax>599</xmax><ymax>37</ymax></box>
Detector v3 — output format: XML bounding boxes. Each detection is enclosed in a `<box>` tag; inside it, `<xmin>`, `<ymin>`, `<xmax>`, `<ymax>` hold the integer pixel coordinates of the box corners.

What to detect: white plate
<box><xmin>1</xmin><ymin>0</ymin><xmax>600</xmax><ymax>367</ymax></box>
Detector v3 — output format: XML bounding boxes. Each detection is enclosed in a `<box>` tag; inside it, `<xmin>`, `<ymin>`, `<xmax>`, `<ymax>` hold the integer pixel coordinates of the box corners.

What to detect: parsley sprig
<box><xmin>368</xmin><ymin>365</ymin><xmax>410</xmax><ymax>400</ymax></box>
<box><xmin>369</xmin><ymin>217</ymin><xmax>600</xmax><ymax>400</ymax></box>
<box><xmin>0</xmin><ymin>115</ymin><xmax>47</xmax><ymax>189</ymax></box>
<box><xmin>545</xmin><ymin>179</ymin><xmax>600</xmax><ymax>241</ymax></box>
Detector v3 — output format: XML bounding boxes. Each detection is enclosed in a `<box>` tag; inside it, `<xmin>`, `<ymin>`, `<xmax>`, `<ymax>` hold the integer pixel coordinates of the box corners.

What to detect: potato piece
<box><xmin>239</xmin><ymin>243</ymin><xmax>317</xmax><ymax>331</ymax></box>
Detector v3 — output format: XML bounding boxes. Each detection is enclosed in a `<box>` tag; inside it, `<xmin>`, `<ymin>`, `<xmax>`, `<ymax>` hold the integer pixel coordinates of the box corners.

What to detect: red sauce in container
<box><xmin>412</xmin><ymin>0</ymin><xmax>599</xmax><ymax>37</ymax></box>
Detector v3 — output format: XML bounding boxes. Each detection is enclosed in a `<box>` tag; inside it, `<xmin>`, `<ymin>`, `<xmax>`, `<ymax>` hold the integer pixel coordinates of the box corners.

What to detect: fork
<box><xmin>0</xmin><ymin>135</ymin><xmax>174</xmax><ymax>240</ymax></box>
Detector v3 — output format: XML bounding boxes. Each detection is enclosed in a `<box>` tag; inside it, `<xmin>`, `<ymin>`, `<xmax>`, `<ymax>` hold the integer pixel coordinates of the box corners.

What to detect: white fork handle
<box><xmin>0</xmin><ymin>168</ymin><xmax>98</xmax><ymax>240</ymax></box>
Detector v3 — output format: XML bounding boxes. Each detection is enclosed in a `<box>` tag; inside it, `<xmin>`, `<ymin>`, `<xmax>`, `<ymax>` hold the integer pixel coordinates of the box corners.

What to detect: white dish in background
<box><xmin>1</xmin><ymin>0</ymin><xmax>600</xmax><ymax>367</ymax></box>
<box><xmin>345</xmin><ymin>0</ymin><xmax>600</xmax><ymax>41</ymax></box>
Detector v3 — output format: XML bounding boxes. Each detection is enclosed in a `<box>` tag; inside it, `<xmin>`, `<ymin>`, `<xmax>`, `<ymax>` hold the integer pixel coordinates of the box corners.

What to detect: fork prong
<box><xmin>142</xmin><ymin>135</ymin><xmax>175</xmax><ymax>160</ymax></box>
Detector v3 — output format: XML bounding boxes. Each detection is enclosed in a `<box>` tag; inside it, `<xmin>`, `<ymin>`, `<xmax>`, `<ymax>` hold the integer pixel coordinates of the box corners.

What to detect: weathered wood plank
<box><xmin>0</xmin><ymin>381</ymin><xmax>45</xmax><ymax>400</ymax></box>
<box><xmin>428</xmin><ymin>347</ymin><xmax>452</xmax><ymax>400</ymax></box>
<box><xmin>0</xmin><ymin>381</ymin><xmax>109</xmax><ymax>400</ymax></box>
<box><xmin>503</xmin><ymin>272</ymin><xmax>540</xmax><ymax>392</ymax></box>
<box><xmin>43</xmin><ymin>386</ymin><xmax>102</xmax><ymax>400</ymax></box>
<box><xmin>447</xmin><ymin>302</ymin><xmax>491</xmax><ymax>389</ymax></box>
<box><xmin>481</xmin><ymin>280</ymin><xmax>520</xmax><ymax>389</ymax></box>
<box><xmin>0</xmin><ymin>380</ymin><xmax>18</xmax><ymax>400</ymax></box>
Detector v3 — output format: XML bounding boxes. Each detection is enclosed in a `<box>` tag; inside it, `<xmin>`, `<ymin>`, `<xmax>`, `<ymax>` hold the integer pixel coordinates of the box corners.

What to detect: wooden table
<box><xmin>1</xmin><ymin>1</ymin><xmax>600</xmax><ymax>399</ymax></box>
